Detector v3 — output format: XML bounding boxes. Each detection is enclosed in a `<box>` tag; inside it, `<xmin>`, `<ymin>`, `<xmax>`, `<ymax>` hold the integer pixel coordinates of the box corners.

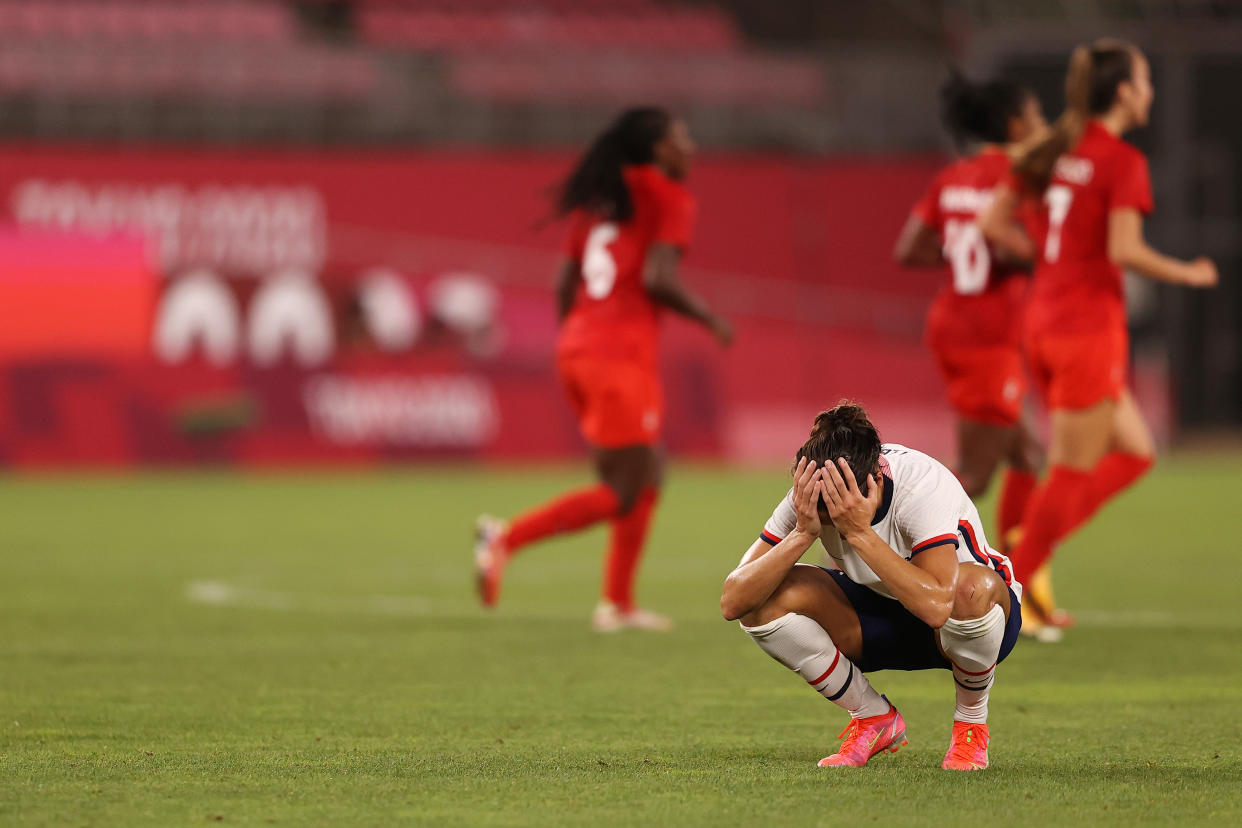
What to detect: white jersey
<box><xmin>759</xmin><ymin>443</ymin><xmax>1022</xmax><ymax>603</ymax></box>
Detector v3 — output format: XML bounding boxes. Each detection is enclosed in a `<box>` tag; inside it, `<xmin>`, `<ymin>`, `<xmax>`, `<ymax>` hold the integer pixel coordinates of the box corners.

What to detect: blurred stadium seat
<box><xmin>0</xmin><ymin>1</ymin><xmax>293</xmax><ymax>41</ymax></box>
<box><xmin>356</xmin><ymin>3</ymin><xmax>739</xmax><ymax>52</ymax></box>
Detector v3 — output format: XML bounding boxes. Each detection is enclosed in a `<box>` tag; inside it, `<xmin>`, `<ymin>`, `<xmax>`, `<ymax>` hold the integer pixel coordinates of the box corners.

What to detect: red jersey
<box><xmin>557</xmin><ymin>165</ymin><xmax>695</xmax><ymax>366</ymax></box>
<box><xmin>1023</xmin><ymin>121</ymin><xmax>1153</xmax><ymax>334</ymax></box>
<box><xmin>911</xmin><ymin>148</ymin><xmax>1029</xmax><ymax>351</ymax></box>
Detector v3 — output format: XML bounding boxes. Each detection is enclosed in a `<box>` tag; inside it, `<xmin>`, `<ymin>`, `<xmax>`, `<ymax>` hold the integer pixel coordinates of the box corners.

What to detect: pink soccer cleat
<box><xmin>818</xmin><ymin>696</ymin><xmax>907</xmax><ymax>767</ymax></box>
<box><xmin>473</xmin><ymin>515</ymin><xmax>508</xmax><ymax>608</ymax></box>
<box><xmin>942</xmin><ymin>721</ymin><xmax>989</xmax><ymax>771</ymax></box>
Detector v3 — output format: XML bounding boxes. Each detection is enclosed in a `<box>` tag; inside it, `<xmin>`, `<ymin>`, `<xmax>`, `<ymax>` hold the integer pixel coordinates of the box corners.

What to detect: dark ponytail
<box><xmin>795</xmin><ymin>401</ymin><xmax>883</xmax><ymax>495</ymax></box>
<box><xmin>940</xmin><ymin>69</ymin><xmax>1031</xmax><ymax>150</ymax></box>
<box><xmin>1013</xmin><ymin>39</ymin><xmax>1138</xmax><ymax>194</ymax></box>
<box><xmin>556</xmin><ymin>106</ymin><xmax>672</xmax><ymax>222</ymax></box>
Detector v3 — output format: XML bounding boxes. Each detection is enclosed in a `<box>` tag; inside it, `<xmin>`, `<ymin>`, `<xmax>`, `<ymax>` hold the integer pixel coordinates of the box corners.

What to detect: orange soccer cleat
<box><xmin>817</xmin><ymin>697</ymin><xmax>907</xmax><ymax>768</ymax></box>
<box><xmin>942</xmin><ymin>721</ymin><xmax>989</xmax><ymax>771</ymax></box>
<box><xmin>473</xmin><ymin>515</ymin><xmax>508</xmax><ymax>608</ymax></box>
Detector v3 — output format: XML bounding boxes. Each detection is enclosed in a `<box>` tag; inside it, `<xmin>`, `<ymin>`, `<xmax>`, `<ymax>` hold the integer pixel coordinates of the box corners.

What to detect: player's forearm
<box><xmin>646</xmin><ymin>279</ymin><xmax>718</xmax><ymax>327</ymax></box>
<box><xmin>844</xmin><ymin>529</ymin><xmax>954</xmax><ymax>628</ymax></box>
<box><xmin>982</xmin><ymin>221</ymin><xmax>1036</xmax><ymax>263</ymax></box>
<box><xmin>556</xmin><ymin>285</ymin><xmax>574</xmax><ymax>321</ymax></box>
<box><xmin>721</xmin><ymin>530</ymin><xmax>816</xmax><ymax>621</ymax></box>
<box><xmin>979</xmin><ymin>187</ymin><xmax>1035</xmax><ymax>262</ymax></box>
<box><xmin>897</xmin><ymin>244</ymin><xmax>942</xmax><ymax>268</ymax></box>
<box><xmin>893</xmin><ymin>217</ymin><xmax>943</xmax><ymax>268</ymax></box>
<box><xmin>1110</xmin><ymin>240</ymin><xmax>1196</xmax><ymax>285</ymax></box>
<box><xmin>555</xmin><ymin>261</ymin><xmax>578</xmax><ymax>322</ymax></box>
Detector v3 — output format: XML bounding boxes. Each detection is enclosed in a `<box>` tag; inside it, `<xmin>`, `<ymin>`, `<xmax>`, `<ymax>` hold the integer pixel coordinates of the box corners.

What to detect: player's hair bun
<box><xmin>797</xmin><ymin>401</ymin><xmax>883</xmax><ymax>495</ymax></box>
<box><xmin>810</xmin><ymin>401</ymin><xmax>873</xmax><ymax>440</ymax></box>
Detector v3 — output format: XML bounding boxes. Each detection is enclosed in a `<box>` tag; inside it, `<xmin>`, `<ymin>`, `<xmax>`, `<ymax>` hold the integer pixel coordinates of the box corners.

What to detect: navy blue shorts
<box><xmin>823</xmin><ymin>568</ymin><xmax>1022</xmax><ymax>673</ymax></box>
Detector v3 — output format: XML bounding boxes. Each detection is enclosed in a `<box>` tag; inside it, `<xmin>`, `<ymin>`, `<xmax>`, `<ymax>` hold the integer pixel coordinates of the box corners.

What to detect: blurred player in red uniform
<box><xmin>980</xmin><ymin>40</ymin><xmax>1218</xmax><ymax>593</ymax></box>
<box><xmin>474</xmin><ymin>107</ymin><xmax>733</xmax><ymax>631</ymax></box>
<box><xmin>895</xmin><ymin>72</ymin><xmax>1070</xmax><ymax>638</ymax></box>
<box><xmin>894</xmin><ymin>72</ymin><xmax>1053</xmax><ymax>587</ymax></box>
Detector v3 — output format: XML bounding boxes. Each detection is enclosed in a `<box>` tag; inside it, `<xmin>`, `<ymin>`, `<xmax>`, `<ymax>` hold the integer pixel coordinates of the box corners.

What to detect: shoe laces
<box><xmin>945</xmin><ymin>726</ymin><xmax>984</xmax><ymax>761</ymax></box>
<box><xmin>835</xmin><ymin>717</ymin><xmax>873</xmax><ymax>753</ymax></box>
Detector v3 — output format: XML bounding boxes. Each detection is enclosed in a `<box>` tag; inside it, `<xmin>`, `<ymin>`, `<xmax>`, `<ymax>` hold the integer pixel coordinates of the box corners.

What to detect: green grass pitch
<box><xmin>2</xmin><ymin>455</ymin><xmax>1241</xmax><ymax>826</ymax></box>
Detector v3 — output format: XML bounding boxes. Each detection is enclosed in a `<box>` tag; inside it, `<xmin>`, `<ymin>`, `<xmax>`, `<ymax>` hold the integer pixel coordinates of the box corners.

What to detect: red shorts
<box><xmin>557</xmin><ymin>354</ymin><xmax>662</xmax><ymax>448</ymax></box>
<box><xmin>931</xmin><ymin>344</ymin><xmax>1025</xmax><ymax>427</ymax></box>
<box><xmin>1025</xmin><ymin>326</ymin><xmax>1128</xmax><ymax>410</ymax></box>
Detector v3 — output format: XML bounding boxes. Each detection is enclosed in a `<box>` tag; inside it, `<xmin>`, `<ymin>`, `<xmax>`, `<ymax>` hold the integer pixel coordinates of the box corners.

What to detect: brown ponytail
<box><xmin>795</xmin><ymin>401</ymin><xmax>882</xmax><ymax>495</ymax></box>
<box><xmin>1013</xmin><ymin>39</ymin><xmax>1139</xmax><ymax>195</ymax></box>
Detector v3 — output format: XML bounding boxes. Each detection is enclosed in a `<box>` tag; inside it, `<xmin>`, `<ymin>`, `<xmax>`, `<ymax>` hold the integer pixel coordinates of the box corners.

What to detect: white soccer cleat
<box><xmin>1019</xmin><ymin>592</ymin><xmax>1065</xmax><ymax>644</ymax></box>
<box><xmin>591</xmin><ymin>602</ymin><xmax>675</xmax><ymax>633</ymax></box>
<box><xmin>473</xmin><ymin>515</ymin><xmax>508</xmax><ymax>608</ymax></box>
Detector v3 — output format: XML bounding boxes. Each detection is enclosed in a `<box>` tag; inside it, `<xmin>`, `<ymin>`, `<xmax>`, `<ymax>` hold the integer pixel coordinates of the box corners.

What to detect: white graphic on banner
<box><xmin>303</xmin><ymin>375</ymin><xmax>499</xmax><ymax>447</ymax></box>
<box><xmin>10</xmin><ymin>179</ymin><xmax>326</xmax><ymax>273</ymax></box>
<box><xmin>248</xmin><ymin>271</ymin><xmax>335</xmax><ymax>367</ymax></box>
<box><xmin>152</xmin><ymin>269</ymin><xmax>241</xmax><ymax>365</ymax></box>
<box><xmin>358</xmin><ymin>268</ymin><xmax>421</xmax><ymax>352</ymax></box>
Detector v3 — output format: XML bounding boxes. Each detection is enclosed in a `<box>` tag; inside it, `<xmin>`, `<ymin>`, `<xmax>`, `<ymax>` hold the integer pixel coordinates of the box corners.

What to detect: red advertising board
<box><xmin>0</xmin><ymin>146</ymin><xmax>1171</xmax><ymax>467</ymax></box>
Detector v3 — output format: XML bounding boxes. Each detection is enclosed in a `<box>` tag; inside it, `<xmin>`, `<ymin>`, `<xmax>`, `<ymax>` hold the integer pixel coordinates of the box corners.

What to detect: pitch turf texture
<box><xmin>2</xmin><ymin>457</ymin><xmax>1240</xmax><ymax>827</ymax></box>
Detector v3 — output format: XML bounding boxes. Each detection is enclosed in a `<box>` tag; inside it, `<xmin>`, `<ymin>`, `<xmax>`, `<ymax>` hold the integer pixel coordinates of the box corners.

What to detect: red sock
<box><xmin>1067</xmin><ymin>452</ymin><xmax>1154</xmax><ymax>534</ymax></box>
<box><xmin>996</xmin><ymin>468</ymin><xmax>1038</xmax><ymax>546</ymax></box>
<box><xmin>602</xmin><ymin>487</ymin><xmax>659</xmax><ymax>612</ymax></box>
<box><xmin>503</xmin><ymin>484</ymin><xmax>619</xmax><ymax>555</ymax></box>
<box><xmin>1009</xmin><ymin>465</ymin><xmax>1092</xmax><ymax>584</ymax></box>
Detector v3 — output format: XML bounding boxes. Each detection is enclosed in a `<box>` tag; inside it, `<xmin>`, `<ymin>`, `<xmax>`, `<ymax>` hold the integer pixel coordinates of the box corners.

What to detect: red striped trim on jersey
<box><xmin>759</xmin><ymin>530</ymin><xmax>783</xmax><ymax>546</ymax></box>
<box><xmin>912</xmin><ymin>533</ymin><xmax>960</xmax><ymax>556</ymax></box>
<box><xmin>957</xmin><ymin>520</ymin><xmax>1014</xmax><ymax>585</ymax></box>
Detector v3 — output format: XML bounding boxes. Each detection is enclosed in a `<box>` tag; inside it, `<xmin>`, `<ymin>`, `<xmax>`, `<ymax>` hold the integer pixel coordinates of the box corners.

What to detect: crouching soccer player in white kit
<box><xmin>721</xmin><ymin>402</ymin><xmax>1023</xmax><ymax>770</ymax></box>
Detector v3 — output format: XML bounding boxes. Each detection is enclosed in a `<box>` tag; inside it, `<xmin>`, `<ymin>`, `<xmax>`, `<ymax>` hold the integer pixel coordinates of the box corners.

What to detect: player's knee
<box><xmin>950</xmin><ymin>564</ymin><xmax>1005</xmax><ymax>621</ymax></box>
<box><xmin>604</xmin><ymin>478</ymin><xmax>643</xmax><ymax>515</ymax></box>
<box><xmin>738</xmin><ymin>565</ymin><xmax>818</xmax><ymax>627</ymax></box>
<box><xmin>614</xmin><ymin>489</ymin><xmax>639</xmax><ymax>515</ymax></box>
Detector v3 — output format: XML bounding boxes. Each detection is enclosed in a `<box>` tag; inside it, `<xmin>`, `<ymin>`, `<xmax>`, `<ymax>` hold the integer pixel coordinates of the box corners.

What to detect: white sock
<box><xmin>939</xmin><ymin>604</ymin><xmax>1005</xmax><ymax>724</ymax></box>
<box><xmin>743</xmin><ymin>612</ymin><xmax>889</xmax><ymax>719</ymax></box>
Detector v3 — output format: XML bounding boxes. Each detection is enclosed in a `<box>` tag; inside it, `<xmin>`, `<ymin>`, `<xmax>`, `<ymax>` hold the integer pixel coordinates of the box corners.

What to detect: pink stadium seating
<box><xmin>0</xmin><ymin>0</ymin><xmax>788</xmax><ymax>111</ymax></box>
<box><xmin>0</xmin><ymin>1</ymin><xmax>293</xmax><ymax>42</ymax></box>
<box><xmin>451</xmin><ymin>51</ymin><xmax>825</xmax><ymax>106</ymax></box>
<box><xmin>0</xmin><ymin>42</ymin><xmax>378</xmax><ymax>101</ymax></box>
<box><xmin>357</xmin><ymin>4</ymin><xmax>740</xmax><ymax>52</ymax></box>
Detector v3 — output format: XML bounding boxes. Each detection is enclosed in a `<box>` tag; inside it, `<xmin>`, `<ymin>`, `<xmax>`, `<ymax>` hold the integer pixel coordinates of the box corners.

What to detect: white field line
<box><xmin>186</xmin><ymin>579</ymin><xmax>436</xmax><ymax>617</ymax></box>
<box><xmin>184</xmin><ymin>580</ymin><xmax>1242</xmax><ymax>630</ymax></box>
<box><xmin>1065</xmin><ymin>609</ymin><xmax>1242</xmax><ymax>630</ymax></box>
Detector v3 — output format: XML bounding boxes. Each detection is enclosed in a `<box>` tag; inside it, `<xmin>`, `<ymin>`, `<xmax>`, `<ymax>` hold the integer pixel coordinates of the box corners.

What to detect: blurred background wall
<box><xmin>0</xmin><ymin>0</ymin><xmax>1237</xmax><ymax>467</ymax></box>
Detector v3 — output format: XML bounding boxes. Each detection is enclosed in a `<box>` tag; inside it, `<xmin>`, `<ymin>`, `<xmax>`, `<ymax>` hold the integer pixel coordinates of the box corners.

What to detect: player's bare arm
<box><xmin>1107</xmin><ymin>208</ymin><xmax>1218</xmax><ymax>287</ymax></box>
<box><xmin>554</xmin><ymin>258</ymin><xmax>579</xmax><ymax>322</ymax></box>
<box><xmin>720</xmin><ymin>457</ymin><xmax>821</xmax><ymax>620</ymax></box>
<box><xmin>978</xmin><ymin>184</ymin><xmax>1037</xmax><ymax>263</ymax></box>
<box><xmin>821</xmin><ymin>458</ymin><xmax>957</xmax><ymax>629</ymax></box>
<box><xmin>893</xmin><ymin>215</ymin><xmax>943</xmax><ymax>267</ymax></box>
<box><xmin>642</xmin><ymin>242</ymin><xmax>734</xmax><ymax>346</ymax></box>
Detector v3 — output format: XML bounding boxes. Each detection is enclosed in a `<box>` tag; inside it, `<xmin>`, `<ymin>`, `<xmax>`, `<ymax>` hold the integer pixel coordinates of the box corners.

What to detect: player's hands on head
<box><xmin>791</xmin><ymin>456</ymin><xmax>824</xmax><ymax>537</ymax></box>
<box><xmin>821</xmin><ymin>457</ymin><xmax>882</xmax><ymax>539</ymax></box>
